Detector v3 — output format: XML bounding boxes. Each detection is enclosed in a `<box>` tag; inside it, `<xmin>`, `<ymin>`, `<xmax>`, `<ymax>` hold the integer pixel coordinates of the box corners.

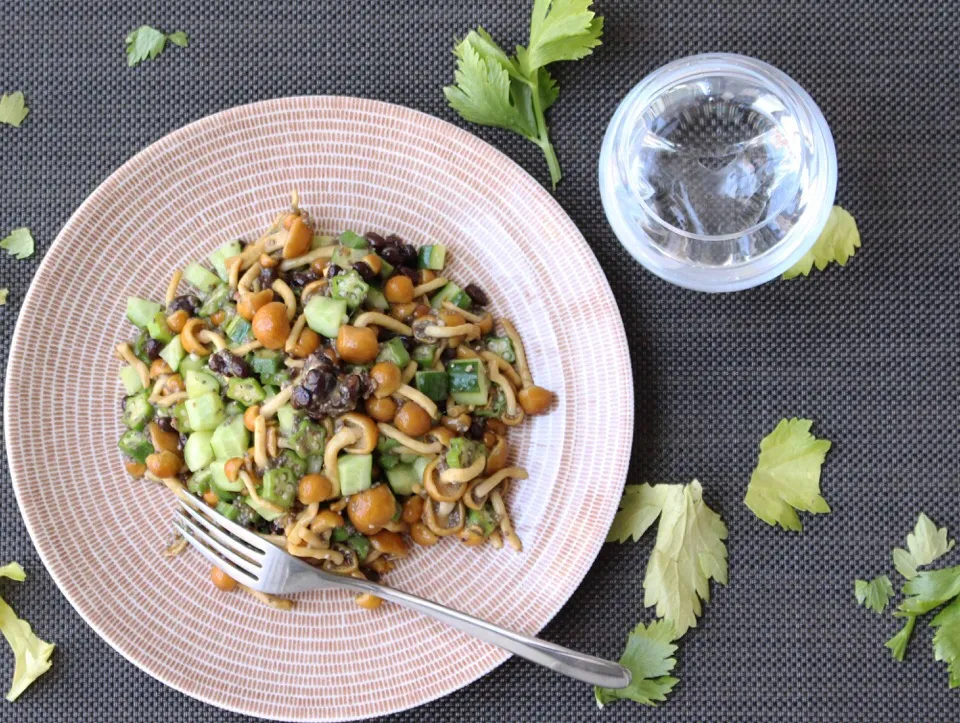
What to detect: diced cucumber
<box><xmin>377</xmin><ymin>337</ymin><xmax>411</xmax><ymax>368</ymax></box>
<box><xmin>338</xmin><ymin>454</ymin><xmax>373</xmax><ymax>496</ymax></box>
<box><xmin>275</xmin><ymin>450</ymin><xmax>307</xmax><ymax>478</ymax></box>
<box><xmin>215</xmin><ymin>499</ymin><xmax>240</xmax><ymax>521</ymax></box>
<box><xmin>415</xmin><ymin>370</ymin><xmax>449</xmax><ymax>402</ymax></box>
<box><xmin>159</xmin><ymin>336</ymin><xmax>186</xmax><ymax>372</ymax></box>
<box><xmin>210</xmin><ymin>459</ymin><xmax>244</xmax><ymax>493</ymax></box>
<box><xmin>330</xmin><ymin>269</ymin><xmax>369</xmax><ymax>309</ymax></box>
<box><xmin>224</xmin><ymin>400</ymin><xmax>244</xmax><ymax>418</ymax></box>
<box><xmin>118</xmin><ymin>430</ymin><xmax>153</xmax><ymax>463</ymax></box>
<box><xmin>447</xmin><ymin>358</ymin><xmax>489</xmax><ymax>406</ymax></box>
<box><xmin>147</xmin><ymin>311</ymin><xmax>174</xmax><ymax>343</ymax></box>
<box><xmin>385</xmin><ymin>463</ymin><xmax>419</xmax><ymax>496</ymax></box>
<box><xmin>467</xmin><ymin>505</ymin><xmax>497</xmax><ymax>536</ymax></box>
<box><xmin>430</xmin><ymin>281</ymin><xmax>472</xmax><ymax>310</ymax></box>
<box><xmin>183</xmin><ymin>262</ymin><xmax>221</xmax><ymax>293</ymax></box>
<box><xmin>312</xmin><ymin>234</ymin><xmax>337</xmax><ymax>249</ymax></box>
<box><xmin>248</xmin><ymin>349</ymin><xmax>284</xmax><ymax>376</ymax></box>
<box><xmin>485</xmin><ymin>336</ymin><xmax>516</xmax><ymax>363</ymax></box>
<box><xmin>378</xmin><ymin>453</ymin><xmax>400</xmax><ymax>470</ymax></box>
<box><xmin>412</xmin><ymin>455</ymin><xmax>430</xmax><ymax>485</ymax></box>
<box><xmin>399</xmin><ymin>452</ymin><xmax>419</xmax><ymax>465</ymax></box>
<box><xmin>226</xmin><ymin>377</ymin><xmax>265</xmax><ymax>405</ymax></box>
<box><xmin>339</xmin><ymin>230</ymin><xmax>369</xmax><ymax>249</ymax></box>
<box><xmin>412</xmin><ymin>343</ymin><xmax>437</xmax><ymax>368</ymax></box>
<box><xmin>209</xmin><ymin>240</ymin><xmax>243</xmax><ymax>281</ymax></box>
<box><xmin>305</xmin><ymin>296</ymin><xmax>348</xmax><ymax>338</ymax></box>
<box><xmin>377</xmin><ymin>436</ymin><xmax>400</xmax><ymax>453</ymax></box>
<box><xmin>417</xmin><ymin>244</ymin><xmax>447</xmax><ymax>270</ymax></box>
<box><xmin>185</xmin><ymin>393</ymin><xmax>224</xmax><ymax>432</ymax></box>
<box><xmin>277</xmin><ymin>405</ymin><xmax>298</xmax><ymax>436</ymax></box>
<box><xmin>243</xmin><ymin>495</ymin><xmax>285</xmax><ymax>521</ymax></box>
<box><xmin>119</xmin><ymin>365</ymin><xmax>144</xmax><ymax>395</ymax></box>
<box><xmin>364</xmin><ymin>286</ymin><xmax>390</xmax><ymax>311</ymax></box>
<box><xmin>475</xmin><ymin>386</ymin><xmax>506</xmax><ymax>418</ymax></box>
<box><xmin>184</xmin><ymin>431</ymin><xmax>215</xmax><ymax>472</ymax></box>
<box><xmin>126</xmin><ymin>297</ymin><xmax>162</xmax><ymax>328</ymax></box>
<box><xmin>122</xmin><ymin>392</ymin><xmax>154</xmax><ymax>431</ymax></box>
<box><xmin>346</xmin><ymin>535</ymin><xmax>370</xmax><ymax>561</ymax></box>
<box><xmin>223</xmin><ymin>315</ymin><xmax>252</xmax><ymax>344</ymax></box>
<box><xmin>187</xmin><ymin>468</ymin><xmax>212</xmax><ymax>495</ymax></box>
<box><xmin>211</xmin><ymin>416</ymin><xmax>250</xmax><ymax>460</ymax></box>
<box><xmin>261</xmin><ymin>468</ymin><xmax>297</xmax><ymax>509</ymax></box>
<box><xmin>178</xmin><ymin>353</ymin><xmax>206</xmax><ymax>375</ymax></box>
<box><xmin>170</xmin><ymin>401</ymin><xmax>193</xmax><ymax>434</ymax></box>
<box><xmin>197</xmin><ymin>284</ymin><xmax>232</xmax><ymax>317</ymax></box>
<box><xmin>379</xmin><ymin>256</ymin><xmax>395</xmax><ymax>279</ymax></box>
<box><xmin>185</xmin><ymin>370</ymin><xmax>220</xmax><ymax>399</ymax></box>
<box><xmin>330</xmin><ymin>246</ymin><xmax>366</xmax><ymax>269</ymax></box>
<box><xmin>331</xmin><ymin>526</ymin><xmax>350</xmax><ymax>542</ymax></box>
<box><xmin>260</xmin><ymin>370</ymin><xmax>291</xmax><ymax>388</ymax></box>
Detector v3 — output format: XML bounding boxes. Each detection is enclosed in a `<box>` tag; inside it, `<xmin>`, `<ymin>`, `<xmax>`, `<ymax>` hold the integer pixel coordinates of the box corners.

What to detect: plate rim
<box><xmin>3</xmin><ymin>95</ymin><xmax>634</xmax><ymax>721</ymax></box>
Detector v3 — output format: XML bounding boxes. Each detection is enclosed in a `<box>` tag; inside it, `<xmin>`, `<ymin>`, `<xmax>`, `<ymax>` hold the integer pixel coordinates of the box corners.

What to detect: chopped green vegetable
<box><xmin>339</xmin><ymin>230</ymin><xmax>368</xmax><ymax>249</ymax></box>
<box><xmin>594</xmin><ymin>619</ymin><xmax>678</xmax><ymax>708</ymax></box>
<box><xmin>275</xmin><ymin>450</ymin><xmax>307</xmax><ymax>479</ymax></box>
<box><xmin>338</xmin><ymin>454</ymin><xmax>373</xmax><ymax>496</ymax></box>
<box><xmin>147</xmin><ymin>311</ymin><xmax>174</xmax><ymax>343</ymax></box>
<box><xmin>121</xmin><ymin>392</ymin><xmax>154</xmax><ymax>431</ymax></box>
<box><xmin>210</xmin><ymin>416</ymin><xmax>249</xmax><ymax>460</ymax></box>
<box><xmin>854</xmin><ymin>576</ymin><xmax>894</xmax><ymax>614</ymax></box>
<box><xmin>377</xmin><ymin>337</ymin><xmax>411</xmax><ymax>368</ymax></box>
<box><xmin>289</xmin><ymin>419</ymin><xmax>326</xmax><ymax>458</ymax></box>
<box><xmin>430</xmin><ymin>281</ymin><xmax>472</xmax><ymax>310</ymax></box>
<box><xmin>412</xmin><ymin>343</ymin><xmax>438</xmax><ymax>367</ymax></box>
<box><xmin>183</xmin><ymin>431</ymin><xmax>214</xmax><ymax>472</ymax></box>
<box><xmin>0</xmin><ymin>289</ymin><xmax>8</xmax><ymax>306</ymax></box>
<box><xmin>783</xmin><ymin>206</ymin><xmax>861</xmax><ymax>279</ymax></box>
<box><xmin>893</xmin><ymin>513</ymin><xmax>956</xmax><ymax>580</ymax></box>
<box><xmin>223</xmin><ymin>315</ymin><xmax>252</xmax><ymax>344</ymax></box>
<box><xmin>466</xmin><ymin>505</ymin><xmax>497</xmax><ymax>536</ymax></box>
<box><xmin>226</xmin><ymin>377</ymin><xmax>265</xmax><ymax>406</ymax></box>
<box><xmin>208</xmin><ymin>240</ymin><xmax>242</xmax><ymax>281</ymax></box>
<box><xmin>261</xmin><ymin>468</ymin><xmax>297</xmax><ymax>509</ymax></box>
<box><xmin>0</xmin><ymin>563</ymin><xmax>55</xmax><ymax>701</ymax></box>
<box><xmin>197</xmin><ymin>284</ymin><xmax>232</xmax><ymax>317</ymax></box>
<box><xmin>744</xmin><ymin>418</ymin><xmax>832</xmax><ymax>532</ymax></box>
<box><xmin>898</xmin><ymin>566</ymin><xmax>960</xmax><ymax>616</ymax></box>
<box><xmin>125</xmin><ymin>297</ymin><xmax>162</xmax><ymax>328</ymax></box>
<box><xmin>125</xmin><ymin>26</ymin><xmax>189</xmax><ymax>67</ymax></box>
<box><xmin>415</xmin><ymin>370</ymin><xmax>449</xmax><ymax>402</ymax></box>
<box><xmin>248</xmin><ymin>349</ymin><xmax>284</xmax><ymax>377</ymax></box>
<box><xmin>447</xmin><ymin>358</ymin><xmax>489</xmax><ymax>406</ymax></box>
<box><xmin>117</xmin><ymin>430</ymin><xmax>153</xmax><ymax>463</ymax></box>
<box><xmin>444</xmin><ymin>1</ymin><xmax>603</xmax><ymax>188</ymax></box>
<box><xmin>0</xmin><ymin>92</ymin><xmax>29</xmax><ymax>128</ymax></box>
<box><xmin>446</xmin><ymin>437</ymin><xmax>480</xmax><ymax>469</ymax></box>
<box><xmin>346</xmin><ymin>535</ymin><xmax>371</xmax><ymax>561</ymax></box>
<box><xmin>484</xmin><ymin>335</ymin><xmax>516</xmax><ymax>363</ymax></box>
<box><xmin>305</xmin><ymin>296</ymin><xmax>348</xmax><ymax>338</ymax></box>
<box><xmin>119</xmin><ymin>365</ymin><xmax>144</xmax><ymax>395</ymax></box>
<box><xmin>0</xmin><ymin>228</ymin><xmax>34</xmax><ymax>260</ymax></box>
<box><xmin>417</xmin><ymin>245</ymin><xmax>447</xmax><ymax>270</ymax></box>
<box><xmin>184</xmin><ymin>370</ymin><xmax>219</xmax><ymax>398</ymax></box>
<box><xmin>159</xmin><ymin>336</ymin><xmax>185</xmax><ymax>372</ymax></box>
<box><xmin>183</xmin><ymin>262</ymin><xmax>221</xmax><ymax>293</ymax></box>
<box><xmin>330</xmin><ymin>269</ymin><xmax>370</xmax><ymax>309</ymax></box>
<box><xmin>184</xmin><ymin>392</ymin><xmax>224</xmax><ymax>432</ymax></box>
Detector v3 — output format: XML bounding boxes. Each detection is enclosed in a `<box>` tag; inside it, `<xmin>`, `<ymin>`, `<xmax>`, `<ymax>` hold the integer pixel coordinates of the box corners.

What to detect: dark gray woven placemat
<box><xmin>2</xmin><ymin>0</ymin><xmax>960</xmax><ymax>720</ymax></box>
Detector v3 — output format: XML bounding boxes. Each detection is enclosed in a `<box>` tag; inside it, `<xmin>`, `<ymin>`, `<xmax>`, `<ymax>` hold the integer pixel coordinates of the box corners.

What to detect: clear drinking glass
<box><xmin>599</xmin><ymin>53</ymin><xmax>837</xmax><ymax>292</ymax></box>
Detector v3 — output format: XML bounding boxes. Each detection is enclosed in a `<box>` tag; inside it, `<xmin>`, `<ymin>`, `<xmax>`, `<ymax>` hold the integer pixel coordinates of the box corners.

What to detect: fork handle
<box><xmin>324</xmin><ymin>574</ymin><xmax>631</xmax><ymax>689</ymax></box>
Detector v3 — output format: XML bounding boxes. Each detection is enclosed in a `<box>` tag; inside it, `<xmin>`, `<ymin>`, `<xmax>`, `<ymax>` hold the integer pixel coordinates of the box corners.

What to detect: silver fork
<box><xmin>173</xmin><ymin>492</ymin><xmax>631</xmax><ymax>689</ymax></box>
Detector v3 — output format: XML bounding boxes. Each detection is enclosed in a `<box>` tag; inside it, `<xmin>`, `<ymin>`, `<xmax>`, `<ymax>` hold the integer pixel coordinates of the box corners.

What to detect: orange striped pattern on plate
<box><xmin>4</xmin><ymin>97</ymin><xmax>633</xmax><ymax>722</ymax></box>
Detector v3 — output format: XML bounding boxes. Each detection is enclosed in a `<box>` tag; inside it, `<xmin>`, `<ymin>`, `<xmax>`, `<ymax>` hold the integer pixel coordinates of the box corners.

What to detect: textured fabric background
<box><xmin>1</xmin><ymin>0</ymin><xmax>958</xmax><ymax>721</ymax></box>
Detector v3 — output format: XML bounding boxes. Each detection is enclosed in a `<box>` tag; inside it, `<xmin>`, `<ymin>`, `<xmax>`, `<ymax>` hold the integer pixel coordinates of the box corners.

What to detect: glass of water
<box><xmin>599</xmin><ymin>53</ymin><xmax>837</xmax><ymax>292</ymax></box>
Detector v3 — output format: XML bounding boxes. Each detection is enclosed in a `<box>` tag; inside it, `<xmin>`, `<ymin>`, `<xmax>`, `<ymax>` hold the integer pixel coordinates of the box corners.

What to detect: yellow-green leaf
<box><xmin>854</xmin><ymin>576</ymin><xmax>893</xmax><ymax>614</ymax></box>
<box><xmin>595</xmin><ymin>619</ymin><xmax>679</xmax><ymax>707</ymax></box>
<box><xmin>0</xmin><ymin>92</ymin><xmax>29</xmax><ymax>128</ymax></box>
<box><xmin>0</xmin><ymin>228</ymin><xmax>34</xmax><ymax>260</ymax></box>
<box><xmin>893</xmin><ymin>513</ymin><xmax>955</xmax><ymax>580</ymax></box>
<box><xmin>0</xmin><ymin>564</ymin><xmax>55</xmax><ymax>701</ymax></box>
<box><xmin>783</xmin><ymin>206</ymin><xmax>861</xmax><ymax>279</ymax></box>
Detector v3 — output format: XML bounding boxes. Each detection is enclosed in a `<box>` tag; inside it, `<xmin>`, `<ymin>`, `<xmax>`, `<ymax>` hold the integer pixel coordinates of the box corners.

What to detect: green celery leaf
<box><xmin>606</xmin><ymin>483</ymin><xmax>670</xmax><ymax>543</ymax></box>
<box><xmin>643</xmin><ymin>481</ymin><xmax>728</xmax><ymax>636</ymax></box>
<box><xmin>893</xmin><ymin>512</ymin><xmax>955</xmax><ymax>580</ymax></box>
<box><xmin>783</xmin><ymin>206</ymin><xmax>861</xmax><ymax>279</ymax></box>
<box><xmin>0</xmin><ymin>228</ymin><xmax>35</xmax><ymax>260</ymax></box>
<box><xmin>167</xmin><ymin>31</ymin><xmax>189</xmax><ymax>48</ymax></box>
<box><xmin>0</xmin><ymin>92</ymin><xmax>29</xmax><ymax>127</ymax></box>
<box><xmin>931</xmin><ymin>597</ymin><xmax>960</xmax><ymax>688</ymax></box>
<box><xmin>125</xmin><ymin>26</ymin><xmax>168</xmax><ymax>66</ymax></box>
<box><xmin>885</xmin><ymin>615</ymin><xmax>916</xmax><ymax>662</ymax></box>
<box><xmin>899</xmin><ymin>566</ymin><xmax>960</xmax><ymax>616</ymax></box>
<box><xmin>854</xmin><ymin>576</ymin><xmax>894</xmax><ymax>614</ymax></box>
<box><xmin>595</xmin><ymin>619</ymin><xmax>679</xmax><ymax>707</ymax></box>
<box><xmin>0</xmin><ymin>563</ymin><xmax>55</xmax><ymax>701</ymax></box>
<box><xmin>443</xmin><ymin>35</ymin><xmax>537</xmax><ymax>139</ymax></box>
<box><xmin>744</xmin><ymin>418</ymin><xmax>832</xmax><ymax>531</ymax></box>
<box><xmin>0</xmin><ymin>289</ymin><xmax>8</xmax><ymax>306</ymax></box>
<box><xmin>0</xmin><ymin>564</ymin><xmax>25</xmax><ymax>582</ymax></box>
<box><xmin>524</xmin><ymin>0</ymin><xmax>604</xmax><ymax>73</ymax></box>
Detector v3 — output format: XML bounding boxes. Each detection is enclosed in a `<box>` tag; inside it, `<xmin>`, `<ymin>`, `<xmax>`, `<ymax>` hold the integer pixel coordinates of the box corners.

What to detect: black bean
<box><xmin>157</xmin><ymin>416</ymin><xmax>176</xmax><ymax>433</ymax></box>
<box><xmin>400</xmin><ymin>244</ymin><xmax>418</xmax><ymax>266</ymax></box>
<box><xmin>467</xmin><ymin>417</ymin><xmax>486</xmax><ymax>440</ymax></box>
<box><xmin>143</xmin><ymin>338</ymin><xmax>163</xmax><ymax>360</ymax></box>
<box><xmin>208</xmin><ymin>350</ymin><xmax>250</xmax><ymax>378</ymax></box>
<box><xmin>289</xmin><ymin>269</ymin><xmax>318</xmax><ymax>289</ymax></box>
<box><xmin>167</xmin><ymin>294</ymin><xmax>200</xmax><ymax>315</ymax></box>
<box><xmin>325</xmin><ymin>264</ymin><xmax>343</xmax><ymax>279</ymax></box>
<box><xmin>365</xmin><ymin>232</ymin><xmax>390</xmax><ymax>251</ymax></box>
<box><xmin>440</xmin><ymin>347</ymin><xmax>457</xmax><ymax>362</ymax></box>
<box><xmin>464</xmin><ymin>283</ymin><xmax>489</xmax><ymax>307</ymax></box>
<box><xmin>386</xmin><ymin>234</ymin><xmax>405</xmax><ymax>246</ymax></box>
<box><xmin>291</xmin><ymin>386</ymin><xmax>313</xmax><ymax>408</ymax></box>
<box><xmin>353</xmin><ymin>261</ymin><xmax>377</xmax><ymax>285</ymax></box>
<box><xmin>398</xmin><ymin>266</ymin><xmax>418</xmax><ymax>284</ymax></box>
<box><xmin>259</xmin><ymin>265</ymin><xmax>279</xmax><ymax>289</ymax></box>
<box><xmin>380</xmin><ymin>245</ymin><xmax>403</xmax><ymax>266</ymax></box>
